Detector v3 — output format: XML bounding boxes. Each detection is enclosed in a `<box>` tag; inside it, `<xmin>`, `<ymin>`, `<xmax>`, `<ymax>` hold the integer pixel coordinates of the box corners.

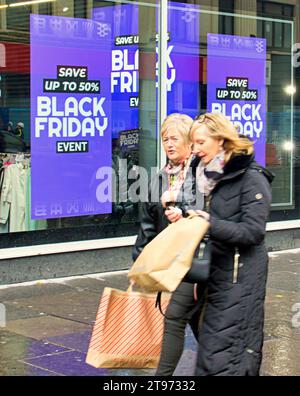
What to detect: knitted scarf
<box><xmin>196</xmin><ymin>150</ymin><xmax>225</xmax><ymax>196</ymax></box>
<box><xmin>164</xmin><ymin>155</ymin><xmax>193</xmax><ymax>196</ymax></box>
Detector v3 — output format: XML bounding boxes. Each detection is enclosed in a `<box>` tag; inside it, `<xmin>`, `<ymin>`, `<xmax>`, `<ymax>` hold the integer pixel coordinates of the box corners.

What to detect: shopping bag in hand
<box><xmin>86</xmin><ymin>286</ymin><xmax>170</xmax><ymax>369</ymax></box>
<box><xmin>128</xmin><ymin>211</ymin><xmax>209</xmax><ymax>292</ymax></box>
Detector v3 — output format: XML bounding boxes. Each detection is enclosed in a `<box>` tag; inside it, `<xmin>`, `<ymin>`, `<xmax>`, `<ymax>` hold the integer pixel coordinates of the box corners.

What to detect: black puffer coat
<box><xmin>195</xmin><ymin>153</ymin><xmax>274</xmax><ymax>376</ymax></box>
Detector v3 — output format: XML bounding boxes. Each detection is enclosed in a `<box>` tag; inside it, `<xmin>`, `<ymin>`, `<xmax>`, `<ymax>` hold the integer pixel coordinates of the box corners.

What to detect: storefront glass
<box><xmin>0</xmin><ymin>0</ymin><xmax>160</xmax><ymax>247</ymax></box>
<box><xmin>0</xmin><ymin>0</ymin><xmax>299</xmax><ymax>250</ymax></box>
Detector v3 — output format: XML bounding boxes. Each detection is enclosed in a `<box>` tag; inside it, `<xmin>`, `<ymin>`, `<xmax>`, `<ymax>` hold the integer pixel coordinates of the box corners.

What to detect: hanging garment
<box><xmin>0</xmin><ymin>163</ymin><xmax>28</xmax><ymax>232</ymax></box>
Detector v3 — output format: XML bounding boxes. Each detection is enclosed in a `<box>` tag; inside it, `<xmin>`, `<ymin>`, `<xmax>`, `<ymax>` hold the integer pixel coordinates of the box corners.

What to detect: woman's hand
<box><xmin>165</xmin><ymin>207</ymin><xmax>183</xmax><ymax>223</ymax></box>
<box><xmin>195</xmin><ymin>210</ymin><xmax>210</xmax><ymax>221</ymax></box>
<box><xmin>161</xmin><ymin>190</ymin><xmax>176</xmax><ymax>208</ymax></box>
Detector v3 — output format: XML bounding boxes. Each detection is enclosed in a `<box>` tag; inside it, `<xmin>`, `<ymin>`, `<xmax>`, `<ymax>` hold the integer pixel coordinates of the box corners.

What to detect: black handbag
<box><xmin>183</xmin><ymin>239</ymin><xmax>211</xmax><ymax>283</ymax></box>
<box><xmin>155</xmin><ymin>239</ymin><xmax>210</xmax><ymax>317</ymax></box>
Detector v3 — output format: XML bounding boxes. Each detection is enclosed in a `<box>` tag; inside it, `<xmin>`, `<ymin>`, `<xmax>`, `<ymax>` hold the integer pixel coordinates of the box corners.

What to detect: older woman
<box><xmin>189</xmin><ymin>112</ymin><xmax>274</xmax><ymax>376</ymax></box>
<box><xmin>132</xmin><ymin>113</ymin><xmax>203</xmax><ymax>376</ymax></box>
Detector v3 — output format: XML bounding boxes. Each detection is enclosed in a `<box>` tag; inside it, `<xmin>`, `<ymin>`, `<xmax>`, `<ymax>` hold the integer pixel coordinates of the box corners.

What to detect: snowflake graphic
<box><xmin>255</xmin><ymin>40</ymin><xmax>265</xmax><ymax>53</ymax></box>
<box><xmin>181</xmin><ymin>12</ymin><xmax>195</xmax><ymax>23</ymax></box>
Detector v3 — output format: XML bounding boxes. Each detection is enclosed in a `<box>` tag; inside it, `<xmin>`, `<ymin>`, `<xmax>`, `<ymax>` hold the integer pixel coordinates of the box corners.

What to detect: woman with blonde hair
<box><xmin>187</xmin><ymin>112</ymin><xmax>274</xmax><ymax>375</ymax></box>
<box><xmin>132</xmin><ymin>113</ymin><xmax>203</xmax><ymax>376</ymax></box>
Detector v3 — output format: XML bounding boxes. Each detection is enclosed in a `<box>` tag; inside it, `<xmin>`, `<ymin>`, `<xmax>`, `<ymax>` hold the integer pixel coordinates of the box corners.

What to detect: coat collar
<box><xmin>190</xmin><ymin>152</ymin><xmax>275</xmax><ymax>184</ymax></box>
<box><xmin>221</xmin><ymin>153</ymin><xmax>275</xmax><ymax>184</ymax></box>
<box><xmin>223</xmin><ymin>153</ymin><xmax>254</xmax><ymax>177</ymax></box>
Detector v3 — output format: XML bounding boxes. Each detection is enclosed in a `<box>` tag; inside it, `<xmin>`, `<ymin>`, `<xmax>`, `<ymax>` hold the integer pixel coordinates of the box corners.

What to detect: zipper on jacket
<box><xmin>233</xmin><ymin>248</ymin><xmax>239</xmax><ymax>284</ymax></box>
<box><xmin>204</xmin><ymin>195</ymin><xmax>211</xmax><ymax>213</ymax></box>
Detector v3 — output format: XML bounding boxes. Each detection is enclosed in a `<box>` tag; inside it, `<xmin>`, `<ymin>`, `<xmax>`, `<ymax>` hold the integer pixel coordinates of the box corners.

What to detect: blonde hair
<box><xmin>161</xmin><ymin>113</ymin><xmax>193</xmax><ymax>144</ymax></box>
<box><xmin>190</xmin><ymin>112</ymin><xmax>254</xmax><ymax>162</ymax></box>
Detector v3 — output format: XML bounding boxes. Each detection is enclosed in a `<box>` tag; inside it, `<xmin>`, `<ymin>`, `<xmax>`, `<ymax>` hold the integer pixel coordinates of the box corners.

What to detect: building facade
<box><xmin>0</xmin><ymin>0</ymin><xmax>299</xmax><ymax>284</ymax></box>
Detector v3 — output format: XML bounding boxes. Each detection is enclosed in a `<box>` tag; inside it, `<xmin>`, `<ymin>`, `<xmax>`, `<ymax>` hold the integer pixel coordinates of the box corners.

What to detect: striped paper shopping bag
<box><xmin>86</xmin><ymin>286</ymin><xmax>170</xmax><ymax>369</ymax></box>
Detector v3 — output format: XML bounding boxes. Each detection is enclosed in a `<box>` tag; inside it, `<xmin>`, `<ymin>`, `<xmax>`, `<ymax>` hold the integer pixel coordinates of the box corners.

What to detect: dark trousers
<box><xmin>156</xmin><ymin>282</ymin><xmax>204</xmax><ymax>376</ymax></box>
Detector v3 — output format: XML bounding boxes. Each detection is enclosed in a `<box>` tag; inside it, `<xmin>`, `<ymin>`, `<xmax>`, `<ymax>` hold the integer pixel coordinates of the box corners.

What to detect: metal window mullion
<box><xmin>157</xmin><ymin>0</ymin><xmax>168</xmax><ymax>169</ymax></box>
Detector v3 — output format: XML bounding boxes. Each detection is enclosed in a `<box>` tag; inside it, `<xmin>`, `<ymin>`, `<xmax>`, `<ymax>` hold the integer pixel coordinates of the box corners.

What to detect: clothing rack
<box><xmin>0</xmin><ymin>153</ymin><xmax>31</xmax><ymax>167</ymax></box>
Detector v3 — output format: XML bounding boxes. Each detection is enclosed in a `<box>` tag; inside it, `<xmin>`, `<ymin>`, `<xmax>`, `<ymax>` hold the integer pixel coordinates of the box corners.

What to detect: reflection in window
<box><xmin>38</xmin><ymin>2</ymin><xmax>53</xmax><ymax>16</ymax></box>
<box><xmin>6</xmin><ymin>0</ymin><xmax>31</xmax><ymax>32</ymax></box>
<box><xmin>219</xmin><ymin>0</ymin><xmax>234</xmax><ymax>35</ymax></box>
<box><xmin>257</xmin><ymin>0</ymin><xmax>294</xmax><ymax>50</ymax></box>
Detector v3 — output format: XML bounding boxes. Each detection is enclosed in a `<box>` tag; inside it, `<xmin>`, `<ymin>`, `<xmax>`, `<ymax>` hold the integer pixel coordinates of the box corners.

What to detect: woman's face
<box><xmin>192</xmin><ymin>124</ymin><xmax>223</xmax><ymax>165</ymax></box>
<box><xmin>162</xmin><ymin>128</ymin><xmax>191</xmax><ymax>164</ymax></box>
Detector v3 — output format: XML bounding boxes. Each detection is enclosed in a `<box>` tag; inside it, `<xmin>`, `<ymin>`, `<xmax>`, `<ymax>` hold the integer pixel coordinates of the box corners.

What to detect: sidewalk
<box><xmin>0</xmin><ymin>249</ymin><xmax>300</xmax><ymax>376</ymax></box>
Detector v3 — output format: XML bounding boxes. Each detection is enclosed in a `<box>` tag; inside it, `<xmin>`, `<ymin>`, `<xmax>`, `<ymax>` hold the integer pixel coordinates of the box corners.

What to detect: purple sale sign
<box><xmin>165</xmin><ymin>2</ymin><xmax>200</xmax><ymax>117</ymax></box>
<box><xmin>207</xmin><ymin>33</ymin><xmax>266</xmax><ymax>166</ymax></box>
<box><xmin>30</xmin><ymin>14</ymin><xmax>112</xmax><ymax>219</ymax></box>
<box><xmin>93</xmin><ymin>4</ymin><xmax>139</xmax><ymax>139</ymax></box>
<box><xmin>93</xmin><ymin>1</ymin><xmax>200</xmax><ymax>139</ymax></box>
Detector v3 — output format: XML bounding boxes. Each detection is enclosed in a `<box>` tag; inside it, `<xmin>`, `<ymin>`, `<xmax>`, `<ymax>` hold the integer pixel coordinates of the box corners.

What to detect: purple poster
<box><xmin>207</xmin><ymin>34</ymin><xmax>266</xmax><ymax>166</ymax></box>
<box><xmin>93</xmin><ymin>5</ymin><xmax>138</xmax><ymax>139</ymax></box>
<box><xmin>165</xmin><ymin>2</ymin><xmax>200</xmax><ymax>117</ymax></box>
<box><xmin>30</xmin><ymin>15</ymin><xmax>112</xmax><ymax>219</ymax></box>
<box><xmin>93</xmin><ymin>2</ymin><xmax>200</xmax><ymax>139</ymax></box>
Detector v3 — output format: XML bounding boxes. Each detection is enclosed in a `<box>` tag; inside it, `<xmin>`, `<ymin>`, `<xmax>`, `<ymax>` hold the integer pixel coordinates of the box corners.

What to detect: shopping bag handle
<box><xmin>155</xmin><ymin>292</ymin><xmax>166</xmax><ymax>316</ymax></box>
<box><xmin>186</xmin><ymin>209</ymin><xmax>200</xmax><ymax>219</ymax></box>
<box><xmin>127</xmin><ymin>280</ymin><xmax>135</xmax><ymax>293</ymax></box>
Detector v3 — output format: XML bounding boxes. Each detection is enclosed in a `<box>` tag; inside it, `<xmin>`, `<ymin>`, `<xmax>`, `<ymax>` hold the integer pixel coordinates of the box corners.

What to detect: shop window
<box><xmin>38</xmin><ymin>2</ymin><xmax>53</xmax><ymax>16</ymax></box>
<box><xmin>219</xmin><ymin>0</ymin><xmax>234</xmax><ymax>35</ymax></box>
<box><xmin>6</xmin><ymin>0</ymin><xmax>31</xmax><ymax>32</ymax></box>
<box><xmin>74</xmin><ymin>1</ymin><xmax>87</xmax><ymax>19</ymax></box>
<box><xmin>0</xmin><ymin>0</ymin><xmax>160</xmax><ymax>247</ymax></box>
<box><xmin>257</xmin><ymin>0</ymin><xmax>294</xmax><ymax>50</ymax></box>
<box><xmin>0</xmin><ymin>0</ymin><xmax>298</xmax><ymax>250</ymax></box>
<box><xmin>0</xmin><ymin>0</ymin><xmax>202</xmax><ymax>248</ymax></box>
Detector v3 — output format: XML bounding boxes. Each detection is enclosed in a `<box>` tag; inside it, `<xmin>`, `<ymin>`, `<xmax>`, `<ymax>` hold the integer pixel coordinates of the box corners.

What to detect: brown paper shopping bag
<box><xmin>86</xmin><ymin>286</ymin><xmax>170</xmax><ymax>369</ymax></box>
<box><xmin>128</xmin><ymin>212</ymin><xmax>209</xmax><ymax>292</ymax></box>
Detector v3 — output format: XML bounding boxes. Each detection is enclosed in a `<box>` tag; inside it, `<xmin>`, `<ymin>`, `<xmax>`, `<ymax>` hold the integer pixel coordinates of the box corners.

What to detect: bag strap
<box><xmin>155</xmin><ymin>292</ymin><xmax>166</xmax><ymax>316</ymax></box>
<box><xmin>155</xmin><ymin>290</ymin><xmax>203</xmax><ymax>319</ymax></box>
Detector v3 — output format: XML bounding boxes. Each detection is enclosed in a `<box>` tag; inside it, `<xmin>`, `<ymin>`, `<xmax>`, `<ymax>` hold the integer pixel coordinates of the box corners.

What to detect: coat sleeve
<box><xmin>132</xmin><ymin>172</ymin><xmax>164</xmax><ymax>261</ymax></box>
<box><xmin>132</xmin><ymin>202</ymin><xmax>158</xmax><ymax>261</ymax></box>
<box><xmin>209</xmin><ymin>170</ymin><xmax>272</xmax><ymax>246</ymax></box>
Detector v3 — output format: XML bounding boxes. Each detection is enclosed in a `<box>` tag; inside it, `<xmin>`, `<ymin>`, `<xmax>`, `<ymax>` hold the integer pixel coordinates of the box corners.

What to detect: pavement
<box><xmin>0</xmin><ymin>249</ymin><xmax>300</xmax><ymax>376</ymax></box>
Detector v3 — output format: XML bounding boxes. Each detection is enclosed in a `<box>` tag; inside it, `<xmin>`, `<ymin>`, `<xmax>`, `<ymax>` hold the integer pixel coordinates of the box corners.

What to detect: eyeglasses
<box><xmin>194</xmin><ymin>114</ymin><xmax>206</xmax><ymax>122</ymax></box>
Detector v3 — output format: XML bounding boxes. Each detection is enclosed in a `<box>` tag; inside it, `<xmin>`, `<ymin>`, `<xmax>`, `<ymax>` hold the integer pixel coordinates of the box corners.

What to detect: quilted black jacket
<box><xmin>195</xmin><ymin>153</ymin><xmax>274</xmax><ymax>376</ymax></box>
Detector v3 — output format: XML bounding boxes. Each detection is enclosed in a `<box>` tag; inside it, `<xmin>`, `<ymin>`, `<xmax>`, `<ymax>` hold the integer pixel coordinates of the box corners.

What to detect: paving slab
<box><xmin>4</xmin><ymin>303</ymin><xmax>47</xmax><ymax>321</ymax></box>
<box><xmin>267</xmin><ymin>271</ymin><xmax>300</xmax><ymax>293</ymax></box>
<box><xmin>265</xmin><ymin>288</ymin><xmax>300</xmax><ymax>303</ymax></box>
<box><xmin>0</xmin><ymin>329</ymin><xmax>36</xmax><ymax>362</ymax></box>
<box><xmin>268</xmin><ymin>259</ymin><xmax>300</xmax><ymax>274</ymax></box>
<box><xmin>261</xmin><ymin>338</ymin><xmax>300</xmax><ymax>376</ymax></box>
<box><xmin>0</xmin><ymin>329</ymin><xmax>70</xmax><ymax>376</ymax></box>
<box><xmin>173</xmin><ymin>349</ymin><xmax>197</xmax><ymax>376</ymax></box>
<box><xmin>18</xmin><ymin>363</ymin><xmax>62</xmax><ymax>376</ymax></box>
<box><xmin>34</xmin><ymin>349</ymin><xmax>156</xmax><ymax>376</ymax></box>
<box><xmin>5</xmin><ymin>316</ymin><xmax>90</xmax><ymax>340</ymax></box>
<box><xmin>44</xmin><ymin>331</ymin><xmax>92</xmax><ymax>353</ymax></box>
<box><xmin>6</xmin><ymin>291</ymin><xmax>100</xmax><ymax>325</ymax></box>
<box><xmin>264</xmin><ymin>319</ymin><xmax>300</xmax><ymax>341</ymax></box>
<box><xmin>265</xmin><ymin>290</ymin><xmax>300</xmax><ymax>322</ymax></box>
<box><xmin>22</xmin><ymin>350</ymin><xmax>110</xmax><ymax>376</ymax></box>
<box><xmin>0</xmin><ymin>361</ymin><xmax>38</xmax><ymax>376</ymax></box>
<box><xmin>61</xmin><ymin>277</ymin><xmax>106</xmax><ymax>294</ymax></box>
<box><xmin>91</xmin><ymin>273</ymin><xmax>132</xmax><ymax>291</ymax></box>
<box><xmin>0</xmin><ymin>329</ymin><xmax>70</xmax><ymax>359</ymax></box>
<box><xmin>0</xmin><ymin>283</ymin><xmax>73</xmax><ymax>302</ymax></box>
